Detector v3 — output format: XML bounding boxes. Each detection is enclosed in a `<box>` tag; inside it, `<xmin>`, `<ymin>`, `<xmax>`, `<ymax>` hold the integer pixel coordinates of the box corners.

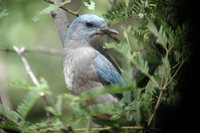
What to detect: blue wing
<box><xmin>93</xmin><ymin>53</ymin><xmax>125</xmax><ymax>85</ymax></box>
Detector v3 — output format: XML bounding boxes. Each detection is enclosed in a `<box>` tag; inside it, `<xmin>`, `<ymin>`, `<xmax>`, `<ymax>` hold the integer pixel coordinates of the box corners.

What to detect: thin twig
<box><xmin>0</xmin><ymin>46</ymin><xmax>62</xmax><ymax>55</ymax></box>
<box><xmin>74</xmin><ymin>126</ymin><xmax>144</xmax><ymax>131</ymax></box>
<box><xmin>171</xmin><ymin>58</ymin><xmax>186</xmax><ymax>82</ymax></box>
<box><xmin>40</xmin><ymin>125</ymin><xmax>160</xmax><ymax>132</ymax></box>
<box><xmin>40</xmin><ymin>126</ymin><xmax>146</xmax><ymax>132</ymax></box>
<box><xmin>49</xmin><ymin>0</ymin><xmax>70</xmax><ymax>45</ymax></box>
<box><xmin>44</xmin><ymin>0</ymin><xmax>79</xmax><ymax>16</ymax></box>
<box><xmin>145</xmin><ymin>78</ymin><xmax>169</xmax><ymax>132</ymax></box>
<box><xmin>76</xmin><ymin>3</ymin><xmax>84</xmax><ymax>14</ymax></box>
<box><xmin>13</xmin><ymin>46</ymin><xmax>40</xmax><ymax>86</ymax></box>
<box><xmin>12</xmin><ymin>45</ymin><xmax>52</xmax><ymax>122</ymax></box>
<box><xmin>146</xmin><ymin>90</ymin><xmax>163</xmax><ymax>128</ymax></box>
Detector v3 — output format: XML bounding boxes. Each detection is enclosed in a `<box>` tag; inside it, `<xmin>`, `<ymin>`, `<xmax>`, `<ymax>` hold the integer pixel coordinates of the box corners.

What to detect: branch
<box><xmin>0</xmin><ymin>46</ymin><xmax>62</xmax><ymax>55</ymax></box>
<box><xmin>44</xmin><ymin>0</ymin><xmax>71</xmax><ymax>45</ymax></box>
<box><xmin>74</xmin><ymin>126</ymin><xmax>144</xmax><ymax>131</ymax></box>
<box><xmin>145</xmin><ymin>78</ymin><xmax>169</xmax><ymax>132</ymax></box>
<box><xmin>44</xmin><ymin>0</ymin><xmax>79</xmax><ymax>17</ymax></box>
<box><xmin>13</xmin><ymin>46</ymin><xmax>40</xmax><ymax>86</ymax></box>
<box><xmin>44</xmin><ymin>0</ymin><xmax>81</xmax><ymax>46</ymax></box>
<box><xmin>12</xmin><ymin>45</ymin><xmax>52</xmax><ymax>120</ymax></box>
<box><xmin>40</xmin><ymin>125</ymin><xmax>161</xmax><ymax>132</ymax></box>
<box><xmin>146</xmin><ymin>90</ymin><xmax>163</xmax><ymax>128</ymax></box>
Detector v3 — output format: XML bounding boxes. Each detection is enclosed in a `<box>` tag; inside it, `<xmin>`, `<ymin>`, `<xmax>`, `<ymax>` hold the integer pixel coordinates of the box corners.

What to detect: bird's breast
<box><xmin>63</xmin><ymin>56</ymin><xmax>74</xmax><ymax>91</ymax></box>
<box><xmin>63</xmin><ymin>46</ymin><xmax>98</xmax><ymax>93</ymax></box>
<box><xmin>63</xmin><ymin>46</ymin><xmax>119</xmax><ymax>105</ymax></box>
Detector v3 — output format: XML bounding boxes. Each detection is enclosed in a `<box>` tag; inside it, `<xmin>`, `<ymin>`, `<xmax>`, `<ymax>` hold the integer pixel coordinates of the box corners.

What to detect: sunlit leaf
<box><xmin>11</xmin><ymin>79</ymin><xmax>33</xmax><ymax>90</ymax></box>
<box><xmin>82</xmin><ymin>0</ymin><xmax>95</xmax><ymax>10</ymax></box>
<box><xmin>133</xmin><ymin>54</ymin><xmax>149</xmax><ymax>75</ymax></box>
<box><xmin>147</xmin><ymin>22</ymin><xmax>159</xmax><ymax>37</ymax></box>
<box><xmin>0</xmin><ymin>9</ymin><xmax>8</xmax><ymax>18</ymax></box>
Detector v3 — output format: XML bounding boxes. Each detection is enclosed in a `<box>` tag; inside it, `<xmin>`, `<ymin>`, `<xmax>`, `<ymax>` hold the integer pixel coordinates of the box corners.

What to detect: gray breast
<box><xmin>63</xmin><ymin>46</ymin><xmax>102</xmax><ymax>94</ymax></box>
<box><xmin>63</xmin><ymin>45</ymin><xmax>119</xmax><ymax>105</ymax></box>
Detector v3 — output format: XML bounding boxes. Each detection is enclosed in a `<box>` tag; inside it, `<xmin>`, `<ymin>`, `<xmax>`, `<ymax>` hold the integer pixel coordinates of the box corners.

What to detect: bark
<box><xmin>50</xmin><ymin>0</ymin><xmax>70</xmax><ymax>46</ymax></box>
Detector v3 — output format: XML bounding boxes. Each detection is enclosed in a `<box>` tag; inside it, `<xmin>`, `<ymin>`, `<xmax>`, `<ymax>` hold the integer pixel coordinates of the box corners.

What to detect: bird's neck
<box><xmin>64</xmin><ymin>38</ymin><xmax>89</xmax><ymax>48</ymax></box>
<box><xmin>64</xmin><ymin>35</ymin><xmax>104</xmax><ymax>49</ymax></box>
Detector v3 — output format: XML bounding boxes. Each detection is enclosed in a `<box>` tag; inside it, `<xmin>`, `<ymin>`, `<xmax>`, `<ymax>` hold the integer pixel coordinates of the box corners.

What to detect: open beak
<box><xmin>101</xmin><ymin>26</ymin><xmax>119</xmax><ymax>35</ymax></box>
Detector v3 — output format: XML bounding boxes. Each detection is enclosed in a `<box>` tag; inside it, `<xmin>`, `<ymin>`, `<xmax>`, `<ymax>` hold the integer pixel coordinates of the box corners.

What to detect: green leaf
<box><xmin>104</xmin><ymin>43</ymin><xmax>132</xmax><ymax>79</ymax></box>
<box><xmin>55</xmin><ymin>95</ymin><xmax>63</xmax><ymax>115</ymax></box>
<box><xmin>16</xmin><ymin>88</ymin><xmax>42</xmax><ymax>119</ymax></box>
<box><xmin>135</xmin><ymin>100</ymin><xmax>142</xmax><ymax>124</ymax></box>
<box><xmin>11</xmin><ymin>79</ymin><xmax>33</xmax><ymax>90</ymax></box>
<box><xmin>142</xmin><ymin>79</ymin><xmax>157</xmax><ymax>108</ymax></box>
<box><xmin>82</xmin><ymin>0</ymin><xmax>95</xmax><ymax>10</ymax></box>
<box><xmin>147</xmin><ymin>22</ymin><xmax>168</xmax><ymax>48</ymax></box>
<box><xmin>133</xmin><ymin>53</ymin><xmax>149</xmax><ymax>75</ymax></box>
<box><xmin>157</xmin><ymin>26</ymin><xmax>168</xmax><ymax>48</ymax></box>
<box><xmin>155</xmin><ymin>57</ymin><xmax>171</xmax><ymax>87</ymax></box>
<box><xmin>24</xmin><ymin>118</ymin><xmax>63</xmax><ymax>133</ymax></box>
<box><xmin>0</xmin><ymin>9</ymin><xmax>8</xmax><ymax>18</ymax></box>
<box><xmin>125</xmin><ymin>0</ymin><xmax>130</xmax><ymax>7</ymax></box>
<box><xmin>46</xmin><ymin>95</ymin><xmax>63</xmax><ymax>116</ymax></box>
<box><xmin>81</xmin><ymin>84</ymin><xmax>135</xmax><ymax>101</ymax></box>
<box><xmin>32</xmin><ymin>0</ymin><xmax>71</xmax><ymax>22</ymax></box>
<box><xmin>88</xmin><ymin>103</ymin><xmax>122</xmax><ymax>116</ymax></box>
<box><xmin>147</xmin><ymin>22</ymin><xmax>159</xmax><ymax>37</ymax></box>
<box><xmin>0</xmin><ymin>121</ymin><xmax>21</xmax><ymax>132</ymax></box>
<box><xmin>0</xmin><ymin>104</ymin><xmax>24</xmax><ymax>131</ymax></box>
<box><xmin>16</xmin><ymin>78</ymin><xmax>49</xmax><ymax>119</ymax></box>
<box><xmin>62</xmin><ymin>93</ymin><xmax>80</xmax><ymax>103</ymax></box>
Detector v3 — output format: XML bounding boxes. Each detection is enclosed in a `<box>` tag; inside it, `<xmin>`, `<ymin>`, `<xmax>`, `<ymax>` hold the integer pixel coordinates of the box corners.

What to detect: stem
<box><xmin>40</xmin><ymin>126</ymin><xmax>147</xmax><ymax>132</ymax></box>
<box><xmin>145</xmin><ymin>77</ymin><xmax>169</xmax><ymax>132</ymax></box>
<box><xmin>13</xmin><ymin>46</ymin><xmax>40</xmax><ymax>86</ymax></box>
<box><xmin>44</xmin><ymin>0</ymin><xmax>79</xmax><ymax>16</ymax></box>
<box><xmin>0</xmin><ymin>46</ymin><xmax>61</xmax><ymax>55</ymax></box>
<box><xmin>13</xmin><ymin>46</ymin><xmax>52</xmax><ymax>124</ymax></box>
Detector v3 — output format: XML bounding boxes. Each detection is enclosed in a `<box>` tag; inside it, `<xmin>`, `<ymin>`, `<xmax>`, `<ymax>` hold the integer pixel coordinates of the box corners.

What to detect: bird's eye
<box><xmin>85</xmin><ymin>22</ymin><xmax>94</xmax><ymax>27</ymax></box>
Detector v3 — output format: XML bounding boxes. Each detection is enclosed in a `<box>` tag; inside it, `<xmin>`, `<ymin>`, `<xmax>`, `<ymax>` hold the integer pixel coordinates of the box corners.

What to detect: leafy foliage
<box><xmin>82</xmin><ymin>0</ymin><xmax>95</xmax><ymax>10</ymax></box>
<box><xmin>103</xmin><ymin>0</ymin><xmax>186</xmax><ymax>127</ymax></box>
<box><xmin>16</xmin><ymin>79</ymin><xmax>49</xmax><ymax>119</ymax></box>
<box><xmin>0</xmin><ymin>79</ymin><xmax>50</xmax><ymax>132</ymax></box>
<box><xmin>0</xmin><ymin>8</ymin><xmax>8</xmax><ymax>18</ymax></box>
<box><xmin>0</xmin><ymin>104</ymin><xmax>24</xmax><ymax>131</ymax></box>
<box><xmin>0</xmin><ymin>1</ymin><xmax>8</xmax><ymax>18</ymax></box>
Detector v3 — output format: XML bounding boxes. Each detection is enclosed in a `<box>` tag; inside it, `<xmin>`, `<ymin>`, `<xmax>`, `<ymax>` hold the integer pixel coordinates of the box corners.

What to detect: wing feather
<box><xmin>93</xmin><ymin>54</ymin><xmax>125</xmax><ymax>85</ymax></box>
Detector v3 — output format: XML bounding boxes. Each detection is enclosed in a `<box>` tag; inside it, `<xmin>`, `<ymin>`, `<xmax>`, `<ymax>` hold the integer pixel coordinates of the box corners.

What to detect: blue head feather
<box><xmin>65</xmin><ymin>14</ymin><xmax>107</xmax><ymax>45</ymax></box>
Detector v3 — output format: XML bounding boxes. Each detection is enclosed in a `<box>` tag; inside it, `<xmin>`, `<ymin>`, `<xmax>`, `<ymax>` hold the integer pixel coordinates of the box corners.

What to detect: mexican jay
<box><xmin>63</xmin><ymin>14</ymin><xmax>124</xmax><ymax>106</ymax></box>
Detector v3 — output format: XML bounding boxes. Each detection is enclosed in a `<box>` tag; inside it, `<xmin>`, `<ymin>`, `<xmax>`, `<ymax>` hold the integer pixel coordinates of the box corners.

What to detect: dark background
<box><xmin>161</xmin><ymin>0</ymin><xmax>199</xmax><ymax>132</ymax></box>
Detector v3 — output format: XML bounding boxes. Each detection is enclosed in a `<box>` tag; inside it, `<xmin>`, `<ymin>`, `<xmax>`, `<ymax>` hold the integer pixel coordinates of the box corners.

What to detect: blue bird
<box><xmin>63</xmin><ymin>14</ymin><xmax>124</xmax><ymax>106</ymax></box>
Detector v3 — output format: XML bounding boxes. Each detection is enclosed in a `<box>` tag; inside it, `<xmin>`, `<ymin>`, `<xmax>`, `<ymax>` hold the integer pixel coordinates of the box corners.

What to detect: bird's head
<box><xmin>65</xmin><ymin>14</ymin><xmax>118</xmax><ymax>46</ymax></box>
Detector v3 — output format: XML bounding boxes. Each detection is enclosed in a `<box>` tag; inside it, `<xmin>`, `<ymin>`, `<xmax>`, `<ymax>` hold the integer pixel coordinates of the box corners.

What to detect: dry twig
<box><xmin>0</xmin><ymin>46</ymin><xmax>61</xmax><ymax>55</ymax></box>
<box><xmin>13</xmin><ymin>45</ymin><xmax>52</xmax><ymax>120</ymax></box>
<box><xmin>44</xmin><ymin>0</ymin><xmax>79</xmax><ymax>16</ymax></box>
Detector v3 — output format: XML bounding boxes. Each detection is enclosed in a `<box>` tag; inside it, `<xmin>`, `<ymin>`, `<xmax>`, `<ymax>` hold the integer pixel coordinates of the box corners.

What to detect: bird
<box><xmin>63</xmin><ymin>14</ymin><xmax>125</xmax><ymax>107</ymax></box>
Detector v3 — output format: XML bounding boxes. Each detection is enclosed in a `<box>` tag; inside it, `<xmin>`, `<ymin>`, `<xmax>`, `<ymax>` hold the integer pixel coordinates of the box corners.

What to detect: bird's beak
<box><xmin>101</xmin><ymin>26</ymin><xmax>119</xmax><ymax>35</ymax></box>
